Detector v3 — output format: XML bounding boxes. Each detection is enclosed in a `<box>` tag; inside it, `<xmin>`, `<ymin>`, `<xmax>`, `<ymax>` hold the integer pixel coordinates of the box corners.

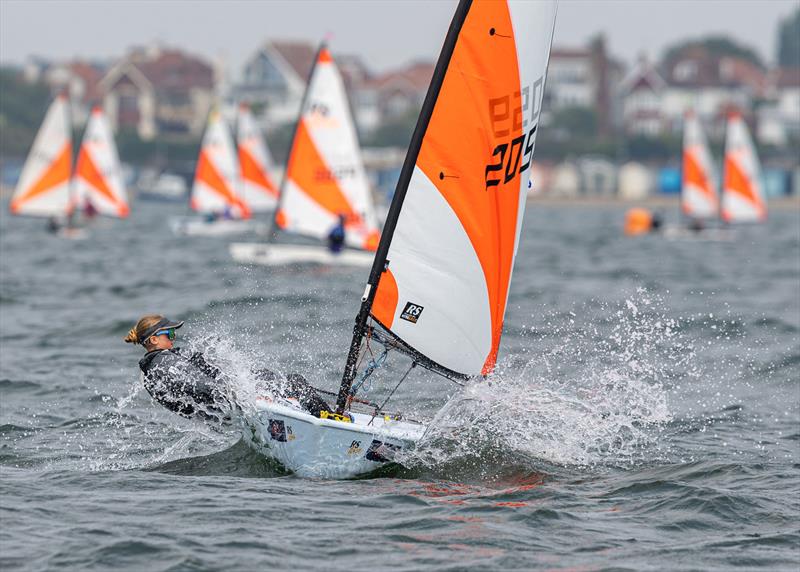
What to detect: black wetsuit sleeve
<box><xmin>140</xmin><ymin>350</ymin><xmax>227</xmax><ymax>418</ymax></box>
<box><xmin>187</xmin><ymin>351</ymin><xmax>222</xmax><ymax>379</ymax></box>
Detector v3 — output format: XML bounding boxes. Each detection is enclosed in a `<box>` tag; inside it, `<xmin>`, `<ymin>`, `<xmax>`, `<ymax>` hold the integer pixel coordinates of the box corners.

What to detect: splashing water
<box><xmin>409</xmin><ymin>290</ymin><xmax>683</xmax><ymax>473</ymax></box>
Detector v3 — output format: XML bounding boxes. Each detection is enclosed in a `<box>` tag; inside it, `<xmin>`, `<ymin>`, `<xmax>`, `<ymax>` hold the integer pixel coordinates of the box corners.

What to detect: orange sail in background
<box><xmin>72</xmin><ymin>107</ymin><xmax>130</xmax><ymax>218</ymax></box>
<box><xmin>721</xmin><ymin>113</ymin><xmax>766</xmax><ymax>223</ymax></box>
<box><xmin>681</xmin><ymin>111</ymin><xmax>718</xmax><ymax>219</ymax></box>
<box><xmin>191</xmin><ymin>110</ymin><xmax>250</xmax><ymax>219</ymax></box>
<box><xmin>238</xmin><ymin>103</ymin><xmax>279</xmax><ymax>212</ymax></box>
<box><xmin>275</xmin><ymin>44</ymin><xmax>380</xmax><ymax>251</ymax></box>
<box><xmin>10</xmin><ymin>96</ymin><xmax>73</xmax><ymax>217</ymax></box>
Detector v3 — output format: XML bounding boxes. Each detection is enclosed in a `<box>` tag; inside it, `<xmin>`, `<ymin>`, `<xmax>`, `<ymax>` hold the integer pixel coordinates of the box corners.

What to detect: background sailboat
<box><xmin>721</xmin><ymin>112</ymin><xmax>767</xmax><ymax>223</ymax></box>
<box><xmin>240</xmin><ymin>0</ymin><xmax>557</xmax><ymax>478</ymax></box>
<box><xmin>237</xmin><ymin>102</ymin><xmax>279</xmax><ymax>212</ymax></box>
<box><xmin>9</xmin><ymin>95</ymin><xmax>73</xmax><ymax>221</ymax></box>
<box><xmin>230</xmin><ymin>44</ymin><xmax>380</xmax><ymax>267</ymax></box>
<box><xmin>72</xmin><ymin>106</ymin><xmax>130</xmax><ymax>219</ymax></box>
<box><xmin>171</xmin><ymin>110</ymin><xmax>261</xmax><ymax>236</ymax></box>
<box><xmin>681</xmin><ymin>111</ymin><xmax>718</xmax><ymax>221</ymax></box>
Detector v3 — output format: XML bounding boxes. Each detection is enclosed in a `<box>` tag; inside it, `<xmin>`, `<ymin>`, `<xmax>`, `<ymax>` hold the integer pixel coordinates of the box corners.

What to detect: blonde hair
<box><xmin>124</xmin><ymin>314</ymin><xmax>164</xmax><ymax>345</ymax></box>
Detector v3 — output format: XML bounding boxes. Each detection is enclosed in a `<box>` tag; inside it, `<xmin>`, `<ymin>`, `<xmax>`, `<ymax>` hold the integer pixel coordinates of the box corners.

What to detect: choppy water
<box><xmin>1</xmin><ymin>200</ymin><xmax>798</xmax><ymax>571</ymax></box>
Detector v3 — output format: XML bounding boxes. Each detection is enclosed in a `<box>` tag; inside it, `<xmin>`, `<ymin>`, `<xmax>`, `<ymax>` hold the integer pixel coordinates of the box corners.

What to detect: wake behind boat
<box><xmin>240</xmin><ymin>0</ymin><xmax>557</xmax><ymax>477</ymax></box>
<box><xmin>230</xmin><ymin>43</ymin><xmax>380</xmax><ymax>267</ymax></box>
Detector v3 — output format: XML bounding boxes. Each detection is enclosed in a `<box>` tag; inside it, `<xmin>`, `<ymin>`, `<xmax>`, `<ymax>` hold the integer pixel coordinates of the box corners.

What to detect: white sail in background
<box><xmin>364</xmin><ymin>0</ymin><xmax>557</xmax><ymax>378</ymax></box>
<box><xmin>681</xmin><ymin>111</ymin><xmax>718</xmax><ymax>219</ymax></box>
<box><xmin>10</xmin><ymin>96</ymin><xmax>73</xmax><ymax>217</ymax></box>
<box><xmin>721</xmin><ymin>113</ymin><xmax>766</xmax><ymax>223</ymax></box>
<box><xmin>72</xmin><ymin>107</ymin><xmax>129</xmax><ymax>218</ymax></box>
<box><xmin>191</xmin><ymin>110</ymin><xmax>250</xmax><ymax>218</ymax></box>
<box><xmin>237</xmin><ymin>103</ymin><xmax>279</xmax><ymax>212</ymax></box>
<box><xmin>275</xmin><ymin>46</ymin><xmax>380</xmax><ymax>251</ymax></box>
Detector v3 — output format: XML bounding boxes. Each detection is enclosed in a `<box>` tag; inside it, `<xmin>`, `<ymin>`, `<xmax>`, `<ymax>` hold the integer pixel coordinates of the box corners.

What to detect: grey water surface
<box><xmin>1</xmin><ymin>201</ymin><xmax>798</xmax><ymax>571</ymax></box>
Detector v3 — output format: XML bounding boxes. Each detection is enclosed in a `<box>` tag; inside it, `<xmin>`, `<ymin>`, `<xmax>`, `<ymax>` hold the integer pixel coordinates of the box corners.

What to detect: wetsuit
<box><xmin>139</xmin><ymin>348</ymin><xmax>331</xmax><ymax>420</ymax></box>
<box><xmin>327</xmin><ymin>222</ymin><xmax>346</xmax><ymax>253</ymax></box>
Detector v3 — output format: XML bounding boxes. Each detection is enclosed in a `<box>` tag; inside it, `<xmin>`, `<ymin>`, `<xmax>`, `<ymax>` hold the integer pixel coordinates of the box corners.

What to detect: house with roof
<box><xmin>620</xmin><ymin>55</ymin><xmax>668</xmax><ymax>136</ymax></box>
<box><xmin>621</xmin><ymin>45</ymin><xmax>768</xmax><ymax>138</ymax></box>
<box><xmin>543</xmin><ymin>36</ymin><xmax>625</xmax><ymax>135</ymax></box>
<box><xmin>757</xmin><ymin>67</ymin><xmax>800</xmax><ymax>146</ymax></box>
<box><xmin>234</xmin><ymin>40</ymin><xmax>317</xmax><ymax>127</ymax></box>
<box><xmin>355</xmin><ymin>60</ymin><xmax>434</xmax><ymax>133</ymax></box>
<box><xmin>98</xmin><ymin>45</ymin><xmax>216</xmax><ymax>140</ymax></box>
<box><xmin>23</xmin><ymin>58</ymin><xmax>106</xmax><ymax>126</ymax></box>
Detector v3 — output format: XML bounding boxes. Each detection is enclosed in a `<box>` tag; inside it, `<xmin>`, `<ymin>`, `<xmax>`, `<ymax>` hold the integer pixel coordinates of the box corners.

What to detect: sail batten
<box><xmin>337</xmin><ymin>0</ymin><xmax>557</xmax><ymax>410</ymax></box>
<box><xmin>275</xmin><ymin>45</ymin><xmax>380</xmax><ymax>251</ymax></box>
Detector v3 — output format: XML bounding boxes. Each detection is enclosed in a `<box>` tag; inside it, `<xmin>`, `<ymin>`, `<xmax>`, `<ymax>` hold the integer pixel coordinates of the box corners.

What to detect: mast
<box><xmin>336</xmin><ymin>0</ymin><xmax>473</xmax><ymax>413</ymax></box>
<box><xmin>267</xmin><ymin>41</ymin><xmax>327</xmax><ymax>243</ymax></box>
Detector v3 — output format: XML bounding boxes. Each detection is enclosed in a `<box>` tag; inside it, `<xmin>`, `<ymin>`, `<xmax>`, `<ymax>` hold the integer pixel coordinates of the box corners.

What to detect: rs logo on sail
<box><xmin>484</xmin><ymin>76</ymin><xmax>545</xmax><ymax>191</ymax></box>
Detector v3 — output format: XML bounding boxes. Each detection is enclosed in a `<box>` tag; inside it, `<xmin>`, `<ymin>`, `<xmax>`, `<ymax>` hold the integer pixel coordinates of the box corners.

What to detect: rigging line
<box><xmin>368</xmin><ymin>362</ymin><xmax>416</xmax><ymax>426</ymax></box>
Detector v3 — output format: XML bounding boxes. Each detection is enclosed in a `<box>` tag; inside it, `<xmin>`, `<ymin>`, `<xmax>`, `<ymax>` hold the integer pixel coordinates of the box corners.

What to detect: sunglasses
<box><xmin>153</xmin><ymin>328</ymin><xmax>176</xmax><ymax>340</ymax></box>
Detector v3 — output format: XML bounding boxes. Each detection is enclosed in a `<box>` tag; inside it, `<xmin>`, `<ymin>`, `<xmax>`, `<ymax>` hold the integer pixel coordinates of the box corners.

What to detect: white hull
<box><xmin>663</xmin><ymin>225</ymin><xmax>735</xmax><ymax>242</ymax></box>
<box><xmin>230</xmin><ymin>242</ymin><xmax>374</xmax><ymax>267</ymax></box>
<box><xmin>239</xmin><ymin>397</ymin><xmax>426</xmax><ymax>478</ymax></box>
<box><xmin>170</xmin><ymin>216</ymin><xmax>265</xmax><ymax>237</ymax></box>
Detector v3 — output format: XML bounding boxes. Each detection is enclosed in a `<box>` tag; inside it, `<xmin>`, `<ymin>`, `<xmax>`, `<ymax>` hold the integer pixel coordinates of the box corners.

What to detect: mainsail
<box><xmin>274</xmin><ymin>45</ymin><xmax>380</xmax><ymax>251</ymax></box>
<box><xmin>191</xmin><ymin>111</ymin><xmax>250</xmax><ymax>218</ymax></box>
<box><xmin>337</xmin><ymin>0</ymin><xmax>557</xmax><ymax>411</ymax></box>
<box><xmin>72</xmin><ymin>107</ymin><xmax>130</xmax><ymax>218</ymax></box>
<box><xmin>10</xmin><ymin>95</ymin><xmax>73</xmax><ymax>217</ymax></box>
<box><xmin>238</xmin><ymin>103</ymin><xmax>279</xmax><ymax>212</ymax></box>
<box><xmin>721</xmin><ymin>112</ymin><xmax>766</xmax><ymax>223</ymax></box>
<box><xmin>681</xmin><ymin>111</ymin><xmax>717</xmax><ymax>219</ymax></box>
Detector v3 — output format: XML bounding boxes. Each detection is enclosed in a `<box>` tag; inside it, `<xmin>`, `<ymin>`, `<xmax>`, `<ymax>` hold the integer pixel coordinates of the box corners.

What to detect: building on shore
<box><xmin>98</xmin><ymin>45</ymin><xmax>215</xmax><ymax>140</ymax></box>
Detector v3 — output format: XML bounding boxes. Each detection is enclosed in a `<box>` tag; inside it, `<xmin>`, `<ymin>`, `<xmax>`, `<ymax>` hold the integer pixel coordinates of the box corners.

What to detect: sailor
<box><xmin>46</xmin><ymin>216</ymin><xmax>61</xmax><ymax>234</ymax></box>
<box><xmin>124</xmin><ymin>315</ymin><xmax>331</xmax><ymax>420</ymax></box>
<box><xmin>327</xmin><ymin>213</ymin><xmax>347</xmax><ymax>253</ymax></box>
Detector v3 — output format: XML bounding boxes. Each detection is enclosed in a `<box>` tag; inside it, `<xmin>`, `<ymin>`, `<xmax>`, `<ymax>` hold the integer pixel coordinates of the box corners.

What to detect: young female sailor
<box><xmin>124</xmin><ymin>315</ymin><xmax>331</xmax><ymax>420</ymax></box>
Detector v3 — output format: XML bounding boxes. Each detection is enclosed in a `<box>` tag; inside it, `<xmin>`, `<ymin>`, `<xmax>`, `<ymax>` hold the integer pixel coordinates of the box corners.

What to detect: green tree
<box><xmin>777</xmin><ymin>7</ymin><xmax>800</xmax><ymax>67</ymax></box>
<box><xmin>550</xmin><ymin>106</ymin><xmax>598</xmax><ymax>136</ymax></box>
<box><xmin>0</xmin><ymin>67</ymin><xmax>52</xmax><ymax>157</ymax></box>
<box><xmin>663</xmin><ymin>36</ymin><xmax>764</xmax><ymax>69</ymax></box>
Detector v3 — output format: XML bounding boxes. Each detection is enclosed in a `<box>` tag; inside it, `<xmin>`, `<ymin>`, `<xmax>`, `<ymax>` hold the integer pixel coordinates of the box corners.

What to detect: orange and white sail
<box><xmin>721</xmin><ymin>113</ymin><xmax>766</xmax><ymax>223</ymax></box>
<box><xmin>191</xmin><ymin>110</ymin><xmax>250</xmax><ymax>218</ymax></box>
<box><xmin>10</xmin><ymin>96</ymin><xmax>73</xmax><ymax>217</ymax></box>
<box><xmin>275</xmin><ymin>45</ymin><xmax>380</xmax><ymax>251</ymax></box>
<box><xmin>346</xmin><ymin>0</ymin><xmax>557</xmax><ymax>385</ymax></box>
<box><xmin>72</xmin><ymin>107</ymin><xmax>129</xmax><ymax>218</ymax></box>
<box><xmin>237</xmin><ymin>103</ymin><xmax>279</xmax><ymax>212</ymax></box>
<box><xmin>681</xmin><ymin>111</ymin><xmax>717</xmax><ymax>219</ymax></box>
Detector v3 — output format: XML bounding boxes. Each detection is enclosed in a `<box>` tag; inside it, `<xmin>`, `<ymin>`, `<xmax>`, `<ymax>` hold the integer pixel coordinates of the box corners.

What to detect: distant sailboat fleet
<box><xmin>10</xmin><ymin>95</ymin><xmax>129</xmax><ymax>238</ymax></box>
<box><xmin>626</xmin><ymin>109</ymin><xmax>767</xmax><ymax>238</ymax></box>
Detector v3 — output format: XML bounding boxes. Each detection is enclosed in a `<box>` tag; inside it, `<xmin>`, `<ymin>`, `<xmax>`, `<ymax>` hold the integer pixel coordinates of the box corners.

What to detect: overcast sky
<box><xmin>0</xmin><ymin>0</ymin><xmax>796</xmax><ymax>75</ymax></box>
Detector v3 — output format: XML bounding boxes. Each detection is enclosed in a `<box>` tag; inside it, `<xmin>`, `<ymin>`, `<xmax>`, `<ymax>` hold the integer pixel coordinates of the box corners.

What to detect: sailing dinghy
<box><xmin>664</xmin><ymin>111</ymin><xmax>731</xmax><ymax>241</ymax></box>
<box><xmin>230</xmin><ymin>44</ymin><xmax>380</xmax><ymax>267</ymax></box>
<box><xmin>10</xmin><ymin>97</ymin><xmax>129</xmax><ymax>238</ymax></box>
<box><xmin>238</xmin><ymin>103</ymin><xmax>280</xmax><ymax>213</ymax></box>
<box><xmin>171</xmin><ymin>110</ymin><xmax>262</xmax><ymax>236</ymax></box>
<box><xmin>721</xmin><ymin>112</ymin><xmax>767</xmax><ymax>224</ymax></box>
<box><xmin>240</xmin><ymin>0</ymin><xmax>557</xmax><ymax>478</ymax></box>
<box><xmin>72</xmin><ymin>106</ymin><xmax>131</xmax><ymax>221</ymax></box>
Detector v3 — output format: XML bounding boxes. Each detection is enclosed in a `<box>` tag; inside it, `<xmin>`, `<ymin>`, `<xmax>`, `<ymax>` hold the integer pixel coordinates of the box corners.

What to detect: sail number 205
<box><xmin>484</xmin><ymin>77</ymin><xmax>544</xmax><ymax>191</ymax></box>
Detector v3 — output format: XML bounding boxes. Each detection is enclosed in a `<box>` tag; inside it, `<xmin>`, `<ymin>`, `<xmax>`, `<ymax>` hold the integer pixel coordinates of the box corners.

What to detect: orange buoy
<box><xmin>624</xmin><ymin>207</ymin><xmax>653</xmax><ymax>236</ymax></box>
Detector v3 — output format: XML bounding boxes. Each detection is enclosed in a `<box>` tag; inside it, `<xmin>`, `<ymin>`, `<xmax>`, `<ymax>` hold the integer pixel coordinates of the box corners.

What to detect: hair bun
<box><xmin>124</xmin><ymin>327</ymin><xmax>139</xmax><ymax>344</ymax></box>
